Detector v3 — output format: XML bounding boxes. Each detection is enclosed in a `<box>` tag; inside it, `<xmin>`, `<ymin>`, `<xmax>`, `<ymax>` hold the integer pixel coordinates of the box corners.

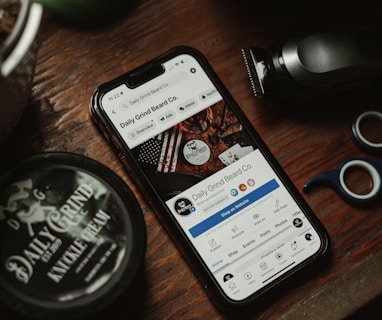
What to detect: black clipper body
<box><xmin>242</xmin><ymin>30</ymin><xmax>382</xmax><ymax>103</ymax></box>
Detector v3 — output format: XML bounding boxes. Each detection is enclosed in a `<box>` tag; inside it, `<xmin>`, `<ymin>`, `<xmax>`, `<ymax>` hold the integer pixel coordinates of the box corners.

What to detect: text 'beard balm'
<box><xmin>0</xmin><ymin>153</ymin><xmax>146</xmax><ymax>319</ymax></box>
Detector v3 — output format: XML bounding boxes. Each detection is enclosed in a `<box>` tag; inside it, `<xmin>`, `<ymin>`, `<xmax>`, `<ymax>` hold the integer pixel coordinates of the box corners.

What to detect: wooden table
<box><xmin>1</xmin><ymin>0</ymin><xmax>382</xmax><ymax>319</ymax></box>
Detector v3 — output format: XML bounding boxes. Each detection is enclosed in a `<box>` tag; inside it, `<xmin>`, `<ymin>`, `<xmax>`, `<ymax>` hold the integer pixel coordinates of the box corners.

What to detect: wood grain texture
<box><xmin>1</xmin><ymin>0</ymin><xmax>382</xmax><ymax>319</ymax></box>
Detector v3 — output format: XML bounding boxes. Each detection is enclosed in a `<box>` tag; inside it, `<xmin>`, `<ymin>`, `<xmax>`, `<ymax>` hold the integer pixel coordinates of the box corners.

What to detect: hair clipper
<box><xmin>242</xmin><ymin>29</ymin><xmax>382</xmax><ymax>103</ymax></box>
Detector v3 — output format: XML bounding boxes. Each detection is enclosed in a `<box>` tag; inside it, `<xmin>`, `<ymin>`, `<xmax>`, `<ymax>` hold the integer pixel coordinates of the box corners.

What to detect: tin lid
<box><xmin>0</xmin><ymin>153</ymin><xmax>146</xmax><ymax>319</ymax></box>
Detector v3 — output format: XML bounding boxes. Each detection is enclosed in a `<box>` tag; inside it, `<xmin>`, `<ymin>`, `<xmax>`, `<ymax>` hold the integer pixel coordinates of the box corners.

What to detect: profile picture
<box><xmin>174</xmin><ymin>198</ymin><xmax>195</xmax><ymax>216</ymax></box>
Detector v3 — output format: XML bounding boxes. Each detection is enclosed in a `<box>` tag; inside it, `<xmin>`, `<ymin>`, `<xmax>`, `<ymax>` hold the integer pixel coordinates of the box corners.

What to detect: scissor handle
<box><xmin>352</xmin><ymin>110</ymin><xmax>382</xmax><ymax>154</ymax></box>
<box><xmin>304</xmin><ymin>158</ymin><xmax>382</xmax><ymax>205</ymax></box>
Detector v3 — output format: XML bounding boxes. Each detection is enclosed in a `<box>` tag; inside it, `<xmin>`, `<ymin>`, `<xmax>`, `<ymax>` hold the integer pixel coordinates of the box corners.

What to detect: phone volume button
<box><xmin>109</xmin><ymin>136</ymin><xmax>128</xmax><ymax>166</ymax></box>
<box><xmin>110</xmin><ymin>136</ymin><xmax>123</xmax><ymax>152</ymax></box>
<box><xmin>117</xmin><ymin>153</ymin><xmax>132</xmax><ymax>175</ymax></box>
<box><xmin>118</xmin><ymin>152</ymin><xmax>126</xmax><ymax>161</ymax></box>
<box><xmin>117</xmin><ymin>150</ymin><xmax>128</xmax><ymax>165</ymax></box>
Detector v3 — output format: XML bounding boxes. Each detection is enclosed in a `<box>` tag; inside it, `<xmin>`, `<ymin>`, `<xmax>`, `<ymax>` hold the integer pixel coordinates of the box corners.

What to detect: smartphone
<box><xmin>90</xmin><ymin>46</ymin><xmax>330</xmax><ymax>311</ymax></box>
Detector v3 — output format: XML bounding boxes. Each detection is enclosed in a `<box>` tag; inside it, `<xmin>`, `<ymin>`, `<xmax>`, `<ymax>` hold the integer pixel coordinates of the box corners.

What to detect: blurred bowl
<box><xmin>0</xmin><ymin>0</ymin><xmax>43</xmax><ymax>142</ymax></box>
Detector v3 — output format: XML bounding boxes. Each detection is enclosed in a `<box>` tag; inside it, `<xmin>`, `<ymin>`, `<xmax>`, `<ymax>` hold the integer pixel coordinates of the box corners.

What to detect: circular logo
<box><xmin>305</xmin><ymin>233</ymin><xmax>314</xmax><ymax>241</ymax></box>
<box><xmin>183</xmin><ymin>139</ymin><xmax>211</xmax><ymax>166</ymax></box>
<box><xmin>247</xmin><ymin>178</ymin><xmax>255</xmax><ymax>187</ymax></box>
<box><xmin>230</xmin><ymin>189</ymin><xmax>238</xmax><ymax>196</ymax></box>
<box><xmin>223</xmin><ymin>273</ymin><xmax>234</xmax><ymax>282</ymax></box>
<box><xmin>174</xmin><ymin>198</ymin><xmax>194</xmax><ymax>216</ymax></box>
<box><xmin>293</xmin><ymin>218</ymin><xmax>303</xmax><ymax>228</ymax></box>
<box><xmin>239</xmin><ymin>184</ymin><xmax>247</xmax><ymax>192</ymax></box>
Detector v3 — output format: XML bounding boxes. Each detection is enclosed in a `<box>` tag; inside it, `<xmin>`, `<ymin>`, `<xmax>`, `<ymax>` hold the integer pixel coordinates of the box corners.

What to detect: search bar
<box><xmin>126</xmin><ymin>71</ymin><xmax>188</xmax><ymax>108</ymax></box>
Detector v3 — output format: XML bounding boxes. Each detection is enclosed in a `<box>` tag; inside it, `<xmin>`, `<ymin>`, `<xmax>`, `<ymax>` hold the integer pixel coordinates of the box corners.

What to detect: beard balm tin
<box><xmin>0</xmin><ymin>153</ymin><xmax>146</xmax><ymax>319</ymax></box>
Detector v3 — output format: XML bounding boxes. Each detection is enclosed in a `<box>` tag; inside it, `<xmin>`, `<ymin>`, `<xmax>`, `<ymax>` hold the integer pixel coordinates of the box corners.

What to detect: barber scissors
<box><xmin>303</xmin><ymin>110</ymin><xmax>382</xmax><ymax>206</ymax></box>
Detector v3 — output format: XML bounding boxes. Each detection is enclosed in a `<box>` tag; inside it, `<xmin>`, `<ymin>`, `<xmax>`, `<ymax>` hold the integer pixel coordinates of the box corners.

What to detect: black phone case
<box><xmin>90</xmin><ymin>46</ymin><xmax>330</xmax><ymax>313</ymax></box>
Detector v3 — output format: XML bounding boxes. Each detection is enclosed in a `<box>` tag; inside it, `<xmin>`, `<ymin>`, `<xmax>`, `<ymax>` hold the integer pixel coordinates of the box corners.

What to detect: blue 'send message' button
<box><xmin>189</xmin><ymin>179</ymin><xmax>279</xmax><ymax>238</ymax></box>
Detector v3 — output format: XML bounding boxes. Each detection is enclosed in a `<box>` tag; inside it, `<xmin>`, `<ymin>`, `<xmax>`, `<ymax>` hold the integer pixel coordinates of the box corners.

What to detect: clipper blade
<box><xmin>241</xmin><ymin>47</ymin><xmax>266</xmax><ymax>98</ymax></box>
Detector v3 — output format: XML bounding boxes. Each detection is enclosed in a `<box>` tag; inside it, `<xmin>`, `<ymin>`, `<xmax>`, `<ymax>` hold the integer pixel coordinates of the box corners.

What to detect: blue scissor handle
<box><xmin>352</xmin><ymin>110</ymin><xmax>382</xmax><ymax>155</ymax></box>
<box><xmin>303</xmin><ymin>157</ymin><xmax>382</xmax><ymax>205</ymax></box>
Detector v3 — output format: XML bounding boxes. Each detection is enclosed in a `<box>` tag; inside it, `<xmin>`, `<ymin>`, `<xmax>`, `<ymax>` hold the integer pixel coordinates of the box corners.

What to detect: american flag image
<box><xmin>137</xmin><ymin>127</ymin><xmax>183</xmax><ymax>173</ymax></box>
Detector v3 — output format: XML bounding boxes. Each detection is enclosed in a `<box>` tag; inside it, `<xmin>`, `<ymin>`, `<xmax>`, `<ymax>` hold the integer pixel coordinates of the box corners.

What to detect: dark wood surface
<box><xmin>1</xmin><ymin>0</ymin><xmax>382</xmax><ymax>319</ymax></box>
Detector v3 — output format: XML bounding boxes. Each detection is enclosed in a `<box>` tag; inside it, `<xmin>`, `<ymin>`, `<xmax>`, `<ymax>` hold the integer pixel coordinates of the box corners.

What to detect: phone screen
<box><xmin>96</xmin><ymin>51</ymin><xmax>326</xmax><ymax>302</ymax></box>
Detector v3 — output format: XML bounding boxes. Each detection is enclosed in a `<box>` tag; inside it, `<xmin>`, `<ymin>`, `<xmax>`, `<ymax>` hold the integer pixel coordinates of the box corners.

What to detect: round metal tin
<box><xmin>0</xmin><ymin>152</ymin><xmax>146</xmax><ymax>319</ymax></box>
